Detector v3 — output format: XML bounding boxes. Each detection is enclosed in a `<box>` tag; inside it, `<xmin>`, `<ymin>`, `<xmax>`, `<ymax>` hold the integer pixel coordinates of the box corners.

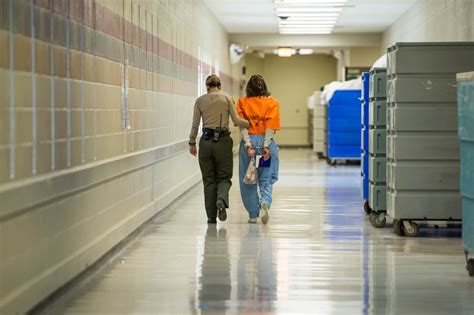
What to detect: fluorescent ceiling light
<box><xmin>281</xmin><ymin>16</ymin><xmax>338</xmax><ymax>20</ymax></box>
<box><xmin>279</xmin><ymin>21</ymin><xmax>336</xmax><ymax>25</ymax></box>
<box><xmin>275</xmin><ymin>0</ymin><xmax>346</xmax><ymax>3</ymax></box>
<box><xmin>278</xmin><ymin>13</ymin><xmax>339</xmax><ymax>17</ymax></box>
<box><xmin>280</xmin><ymin>31</ymin><xmax>332</xmax><ymax>34</ymax></box>
<box><xmin>278</xmin><ymin>47</ymin><xmax>294</xmax><ymax>57</ymax></box>
<box><xmin>298</xmin><ymin>48</ymin><xmax>314</xmax><ymax>55</ymax></box>
<box><xmin>276</xmin><ymin>7</ymin><xmax>342</xmax><ymax>12</ymax></box>
<box><xmin>279</xmin><ymin>25</ymin><xmax>334</xmax><ymax>28</ymax></box>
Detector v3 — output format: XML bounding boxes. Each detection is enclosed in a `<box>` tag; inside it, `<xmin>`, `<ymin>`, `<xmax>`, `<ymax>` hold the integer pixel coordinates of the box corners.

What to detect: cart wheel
<box><xmin>364</xmin><ymin>201</ymin><xmax>372</xmax><ymax>215</ymax></box>
<box><xmin>369</xmin><ymin>212</ymin><xmax>386</xmax><ymax>228</ymax></box>
<box><xmin>467</xmin><ymin>259</ymin><xmax>474</xmax><ymax>277</ymax></box>
<box><xmin>393</xmin><ymin>219</ymin><xmax>404</xmax><ymax>236</ymax></box>
<box><xmin>402</xmin><ymin>221</ymin><xmax>419</xmax><ymax>237</ymax></box>
<box><xmin>330</xmin><ymin>159</ymin><xmax>337</xmax><ymax>166</ymax></box>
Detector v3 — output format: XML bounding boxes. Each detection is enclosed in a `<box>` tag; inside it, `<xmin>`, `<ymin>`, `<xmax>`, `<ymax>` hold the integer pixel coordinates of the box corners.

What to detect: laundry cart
<box><xmin>312</xmin><ymin>91</ymin><xmax>327</xmax><ymax>158</ymax></box>
<box><xmin>361</xmin><ymin>73</ymin><xmax>371</xmax><ymax>214</ymax></box>
<box><xmin>457</xmin><ymin>72</ymin><xmax>474</xmax><ymax>276</ymax></box>
<box><xmin>368</xmin><ymin>68</ymin><xmax>388</xmax><ymax>228</ymax></box>
<box><xmin>327</xmin><ymin>90</ymin><xmax>361</xmax><ymax>165</ymax></box>
<box><xmin>386</xmin><ymin>42</ymin><xmax>474</xmax><ymax>236</ymax></box>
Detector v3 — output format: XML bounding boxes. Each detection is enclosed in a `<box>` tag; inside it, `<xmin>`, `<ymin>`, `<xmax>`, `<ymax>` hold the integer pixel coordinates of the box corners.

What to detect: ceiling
<box><xmin>203</xmin><ymin>0</ymin><xmax>417</xmax><ymax>34</ymax></box>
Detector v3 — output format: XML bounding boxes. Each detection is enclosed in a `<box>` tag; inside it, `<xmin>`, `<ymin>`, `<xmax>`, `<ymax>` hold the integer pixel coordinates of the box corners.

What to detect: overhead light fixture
<box><xmin>279</xmin><ymin>16</ymin><xmax>338</xmax><ymax>20</ymax></box>
<box><xmin>279</xmin><ymin>25</ymin><xmax>334</xmax><ymax>28</ymax></box>
<box><xmin>279</xmin><ymin>21</ymin><xmax>336</xmax><ymax>26</ymax></box>
<box><xmin>274</xmin><ymin>0</ymin><xmax>346</xmax><ymax>35</ymax></box>
<box><xmin>278</xmin><ymin>47</ymin><xmax>294</xmax><ymax>57</ymax></box>
<box><xmin>278</xmin><ymin>13</ymin><xmax>339</xmax><ymax>17</ymax></box>
<box><xmin>275</xmin><ymin>0</ymin><xmax>347</xmax><ymax>3</ymax></box>
<box><xmin>297</xmin><ymin>48</ymin><xmax>314</xmax><ymax>55</ymax></box>
<box><xmin>280</xmin><ymin>30</ymin><xmax>332</xmax><ymax>34</ymax></box>
<box><xmin>276</xmin><ymin>7</ymin><xmax>342</xmax><ymax>12</ymax></box>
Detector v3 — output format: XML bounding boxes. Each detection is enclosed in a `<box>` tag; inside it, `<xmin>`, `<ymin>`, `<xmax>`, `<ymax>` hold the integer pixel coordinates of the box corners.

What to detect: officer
<box><xmin>189</xmin><ymin>75</ymin><xmax>249</xmax><ymax>224</ymax></box>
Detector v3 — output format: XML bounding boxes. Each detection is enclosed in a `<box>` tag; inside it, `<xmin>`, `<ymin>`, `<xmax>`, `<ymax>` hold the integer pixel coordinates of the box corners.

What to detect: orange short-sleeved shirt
<box><xmin>236</xmin><ymin>97</ymin><xmax>280</xmax><ymax>135</ymax></box>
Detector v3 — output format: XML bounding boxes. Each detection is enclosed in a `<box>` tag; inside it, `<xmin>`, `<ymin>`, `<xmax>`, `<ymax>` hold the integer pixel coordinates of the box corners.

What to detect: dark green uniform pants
<box><xmin>198</xmin><ymin>135</ymin><xmax>233</xmax><ymax>220</ymax></box>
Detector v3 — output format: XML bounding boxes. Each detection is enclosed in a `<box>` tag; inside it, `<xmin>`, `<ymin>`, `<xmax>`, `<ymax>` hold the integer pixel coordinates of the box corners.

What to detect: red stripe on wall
<box><xmin>33</xmin><ymin>0</ymin><xmax>235</xmax><ymax>88</ymax></box>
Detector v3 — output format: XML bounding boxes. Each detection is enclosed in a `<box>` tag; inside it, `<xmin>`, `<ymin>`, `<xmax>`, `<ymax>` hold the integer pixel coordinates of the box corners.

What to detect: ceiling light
<box><xmin>279</xmin><ymin>25</ymin><xmax>334</xmax><ymax>29</ymax></box>
<box><xmin>279</xmin><ymin>21</ymin><xmax>336</xmax><ymax>25</ymax></box>
<box><xmin>297</xmin><ymin>48</ymin><xmax>314</xmax><ymax>55</ymax></box>
<box><xmin>275</xmin><ymin>0</ymin><xmax>346</xmax><ymax>3</ymax></box>
<box><xmin>280</xmin><ymin>16</ymin><xmax>338</xmax><ymax>20</ymax></box>
<box><xmin>277</xmin><ymin>7</ymin><xmax>342</xmax><ymax>12</ymax></box>
<box><xmin>278</xmin><ymin>13</ymin><xmax>339</xmax><ymax>17</ymax></box>
<box><xmin>280</xmin><ymin>30</ymin><xmax>332</xmax><ymax>34</ymax></box>
<box><xmin>278</xmin><ymin>47</ymin><xmax>294</xmax><ymax>57</ymax></box>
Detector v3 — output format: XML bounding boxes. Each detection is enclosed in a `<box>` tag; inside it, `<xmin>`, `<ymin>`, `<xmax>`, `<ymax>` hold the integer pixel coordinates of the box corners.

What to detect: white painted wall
<box><xmin>382</xmin><ymin>0</ymin><xmax>474</xmax><ymax>50</ymax></box>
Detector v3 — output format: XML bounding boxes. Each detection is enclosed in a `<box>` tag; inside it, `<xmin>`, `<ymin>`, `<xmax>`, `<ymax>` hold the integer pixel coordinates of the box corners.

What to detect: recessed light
<box><xmin>275</xmin><ymin>0</ymin><xmax>347</xmax><ymax>4</ymax></box>
<box><xmin>277</xmin><ymin>13</ymin><xmax>340</xmax><ymax>17</ymax></box>
<box><xmin>277</xmin><ymin>47</ymin><xmax>294</xmax><ymax>57</ymax></box>
<box><xmin>280</xmin><ymin>31</ymin><xmax>332</xmax><ymax>34</ymax></box>
<box><xmin>277</xmin><ymin>7</ymin><xmax>343</xmax><ymax>12</ymax></box>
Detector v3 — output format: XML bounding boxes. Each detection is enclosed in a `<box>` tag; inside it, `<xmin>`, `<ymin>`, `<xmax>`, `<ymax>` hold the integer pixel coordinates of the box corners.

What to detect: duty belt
<box><xmin>202</xmin><ymin>128</ymin><xmax>230</xmax><ymax>136</ymax></box>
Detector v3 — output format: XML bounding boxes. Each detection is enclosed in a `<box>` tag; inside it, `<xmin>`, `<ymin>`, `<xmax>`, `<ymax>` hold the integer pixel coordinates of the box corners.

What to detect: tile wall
<box><xmin>0</xmin><ymin>0</ymin><xmax>237</xmax><ymax>313</ymax></box>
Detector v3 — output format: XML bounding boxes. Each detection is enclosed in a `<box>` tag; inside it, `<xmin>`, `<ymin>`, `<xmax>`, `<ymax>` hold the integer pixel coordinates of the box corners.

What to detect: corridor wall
<box><xmin>382</xmin><ymin>0</ymin><xmax>474</xmax><ymax>47</ymax></box>
<box><xmin>0</xmin><ymin>0</ymin><xmax>236</xmax><ymax>313</ymax></box>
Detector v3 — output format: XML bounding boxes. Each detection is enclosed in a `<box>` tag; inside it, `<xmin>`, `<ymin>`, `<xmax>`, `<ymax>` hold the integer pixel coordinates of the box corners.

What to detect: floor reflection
<box><xmin>237</xmin><ymin>225</ymin><xmax>277</xmax><ymax>314</ymax></box>
<box><xmin>198</xmin><ymin>225</ymin><xmax>231</xmax><ymax>313</ymax></box>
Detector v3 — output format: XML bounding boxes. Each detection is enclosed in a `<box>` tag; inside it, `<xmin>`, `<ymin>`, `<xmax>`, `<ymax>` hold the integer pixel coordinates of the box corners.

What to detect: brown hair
<box><xmin>206</xmin><ymin>74</ymin><xmax>221</xmax><ymax>89</ymax></box>
<box><xmin>246</xmin><ymin>74</ymin><xmax>270</xmax><ymax>97</ymax></box>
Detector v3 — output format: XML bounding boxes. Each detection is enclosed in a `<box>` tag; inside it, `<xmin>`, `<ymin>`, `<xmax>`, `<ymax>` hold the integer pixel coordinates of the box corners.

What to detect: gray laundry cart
<box><xmin>386</xmin><ymin>42</ymin><xmax>474</xmax><ymax>237</ymax></box>
<box><xmin>368</xmin><ymin>68</ymin><xmax>388</xmax><ymax>228</ymax></box>
<box><xmin>312</xmin><ymin>91</ymin><xmax>327</xmax><ymax>158</ymax></box>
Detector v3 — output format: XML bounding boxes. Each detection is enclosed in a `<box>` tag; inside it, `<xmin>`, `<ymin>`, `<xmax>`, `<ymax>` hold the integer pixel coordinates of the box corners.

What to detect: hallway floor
<box><xmin>38</xmin><ymin>150</ymin><xmax>474</xmax><ymax>315</ymax></box>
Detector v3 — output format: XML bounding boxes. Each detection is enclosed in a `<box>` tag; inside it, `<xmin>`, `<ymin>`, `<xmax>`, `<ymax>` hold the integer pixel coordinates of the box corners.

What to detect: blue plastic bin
<box><xmin>327</xmin><ymin>90</ymin><xmax>362</xmax><ymax>160</ymax></box>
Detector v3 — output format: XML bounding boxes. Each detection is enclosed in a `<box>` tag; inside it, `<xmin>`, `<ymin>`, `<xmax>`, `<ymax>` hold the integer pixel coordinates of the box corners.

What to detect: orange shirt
<box><xmin>236</xmin><ymin>97</ymin><xmax>281</xmax><ymax>135</ymax></box>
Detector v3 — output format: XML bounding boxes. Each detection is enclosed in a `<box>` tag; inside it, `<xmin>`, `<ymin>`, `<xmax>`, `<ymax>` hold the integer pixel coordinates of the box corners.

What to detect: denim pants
<box><xmin>239</xmin><ymin>135</ymin><xmax>279</xmax><ymax>219</ymax></box>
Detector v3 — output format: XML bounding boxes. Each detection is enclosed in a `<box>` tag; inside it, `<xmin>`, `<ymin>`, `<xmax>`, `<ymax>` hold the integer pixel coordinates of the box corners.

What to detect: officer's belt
<box><xmin>202</xmin><ymin>128</ymin><xmax>230</xmax><ymax>136</ymax></box>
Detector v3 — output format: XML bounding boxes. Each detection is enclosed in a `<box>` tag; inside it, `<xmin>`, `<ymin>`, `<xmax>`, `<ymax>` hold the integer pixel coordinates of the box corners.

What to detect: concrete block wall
<box><xmin>382</xmin><ymin>0</ymin><xmax>474</xmax><ymax>49</ymax></box>
<box><xmin>0</xmin><ymin>0</ymin><xmax>235</xmax><ymax>313</ymax></box>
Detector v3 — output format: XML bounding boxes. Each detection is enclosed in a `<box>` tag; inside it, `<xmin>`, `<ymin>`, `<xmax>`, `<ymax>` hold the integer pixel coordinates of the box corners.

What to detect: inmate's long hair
<box><xmin>245</xmin><ymin>74</ymin><xmax>270</xmax><ymax>97</ymax></box>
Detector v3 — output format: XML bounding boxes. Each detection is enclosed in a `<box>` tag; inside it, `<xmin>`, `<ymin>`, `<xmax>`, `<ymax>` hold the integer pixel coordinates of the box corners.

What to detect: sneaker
<box><xmin>217</xmin><ymin>199</ymin><xmax>227</xmax><ymax>222</ymax></box>
<box><xmin>260</xmin><ymin>202</ymin><xmax>269</xmax><ymax>225</ymax></box>
<box><xmin>207</xmin><ymin>218</ymin><xmax>217</xmax><ymax>224</ymax></box>
<box><xmin>248</xmin><ymin>218</ymin><xmax>258</xmax><ymax>224</ymax></box>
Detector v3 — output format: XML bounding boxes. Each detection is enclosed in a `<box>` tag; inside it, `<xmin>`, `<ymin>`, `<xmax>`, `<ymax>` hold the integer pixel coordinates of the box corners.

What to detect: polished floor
<box><xmin>38</xmin><ymin>150</ymin><xmax>474</xmax><ymax>315</ymax></box>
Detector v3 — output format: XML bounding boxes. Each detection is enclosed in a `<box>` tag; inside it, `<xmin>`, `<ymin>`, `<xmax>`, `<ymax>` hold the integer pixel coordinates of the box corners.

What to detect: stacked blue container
<box><xmin>327</xmin><ymin>90</ymin><xmax>362</xmax><ymax>163</ymax></box>
<box><xmin>361</xmin><ymin>73</ymin><xmax>370</xmax><ymax>213</ymax></box>
<box><xmin>457</xmin><ymin>71</ymin><xmax>474</xmax><ymax>276</ymax></box>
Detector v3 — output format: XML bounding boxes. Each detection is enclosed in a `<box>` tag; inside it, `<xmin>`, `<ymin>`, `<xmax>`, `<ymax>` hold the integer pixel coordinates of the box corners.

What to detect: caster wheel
<box><xmin>330</xmin><ymin>159</ymin><xmax>337</xmax><ymax>166</ymax></box>
<box><xmin>402</xmin><ymin>221</ymin><xmax>419</xmax><ymax>237</ymax></box>
<box><xmin>364</xmin><ymin>201</ymin><xmax>372</xmax><ymax>215</ymax></box>
<box><xmin>369</xmin><ymin>212</ymin><xmax>386</xmax><ymax>228</ymax></box>
<box><xmin>393</xmin><ymin>219</ymin><xmax>404</xmax><ymax>236</ymax></box>
<box><xmin>467</xmin><ymin>259</ymin><xmax>474</xmax><ymax>277</ymax></box>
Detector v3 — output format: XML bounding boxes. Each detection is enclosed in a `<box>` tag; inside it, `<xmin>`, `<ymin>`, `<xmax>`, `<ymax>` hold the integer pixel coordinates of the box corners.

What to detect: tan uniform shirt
<box><xmin>189</xmin><ymin>90</ymin><xmax>249</xmax><ymax>144</ymax></box>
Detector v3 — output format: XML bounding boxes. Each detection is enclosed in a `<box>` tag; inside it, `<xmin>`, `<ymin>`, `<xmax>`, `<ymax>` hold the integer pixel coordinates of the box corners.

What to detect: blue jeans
<box><xmin>239</xmin><ymin>135</ymin><xmax>279</xmax><ymax>219</ymax></box>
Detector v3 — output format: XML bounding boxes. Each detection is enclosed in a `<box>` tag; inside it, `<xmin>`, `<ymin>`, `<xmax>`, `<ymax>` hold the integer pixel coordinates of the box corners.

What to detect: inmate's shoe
<box><xmin>207</xmin><ymin>218</ymin><xmax>217</xmax><ymax>224</ymax></box>
<box><xmin>248</xmin><ymin>218</ymin><xmax>258</xmax><ymax>224</ymax></box>
<box><xmin>217</xmin><ymin>199</ymin><xmax>227</xmax><ymax>222</ymax></box>
<box><xmin>260</xmin><ymin>202</ymin><xmax>269</xmax><ymax>225</ymax></box>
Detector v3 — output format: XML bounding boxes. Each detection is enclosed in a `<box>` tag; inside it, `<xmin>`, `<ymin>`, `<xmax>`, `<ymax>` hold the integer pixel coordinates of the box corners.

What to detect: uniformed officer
<box><xmin>189</xmin><ymin>75</ymin><xmax>249</xmax><ymax>224</ymax></box>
